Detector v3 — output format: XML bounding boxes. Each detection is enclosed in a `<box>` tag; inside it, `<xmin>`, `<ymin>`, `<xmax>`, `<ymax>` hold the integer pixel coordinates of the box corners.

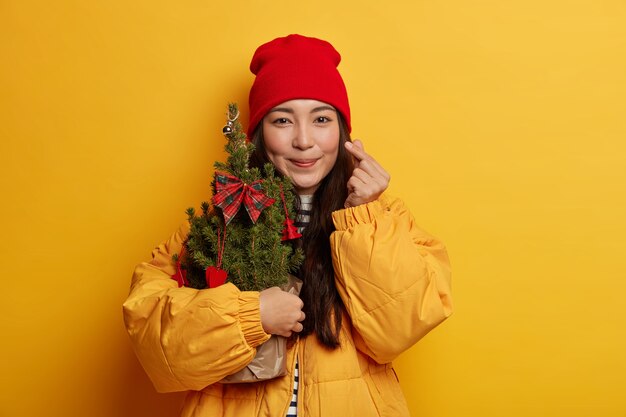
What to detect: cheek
<box><xmin>262</xmin><ymin>127</ymin><xmax>288</xmax><ymax>163</ymax></box>
<box><xmin>320</xmin><ymin>129</ymin><xmax>341</xmax><ymax>157</ymax></box>
<box><xmin>264</xmin><ymin>147</ymin><xmax>285</xmax><ymax>174</ymax></box>
<box><xmin>327</xmin><ymin>149</ymin><xmax>339</xmax><ymax>172</ymax></box>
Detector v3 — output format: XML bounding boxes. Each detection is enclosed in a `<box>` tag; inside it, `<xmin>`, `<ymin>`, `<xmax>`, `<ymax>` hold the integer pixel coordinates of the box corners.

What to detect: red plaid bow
<box><xmin>212</xmin><ymin>172</ymin><xmax>275</xmax><ymax>224</ymax></box>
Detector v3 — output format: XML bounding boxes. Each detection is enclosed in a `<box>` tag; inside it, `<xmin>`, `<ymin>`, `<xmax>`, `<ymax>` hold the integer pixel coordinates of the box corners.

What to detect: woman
<box><xmin>123</xmin><ymin>34</ymin><xmax>452</xmax><ymax>417</ymax></box>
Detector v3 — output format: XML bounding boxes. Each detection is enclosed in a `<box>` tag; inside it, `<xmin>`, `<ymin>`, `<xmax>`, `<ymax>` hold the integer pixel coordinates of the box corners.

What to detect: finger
<box><xmin>344</xmin><ymin>141</ymin><xmax>360</xmax><ymax>169</ymax></box>
<box><xmin>349</xmin><ymin>145</ymin><xmax>389</xmax><ymax>179</ymax></box>
<box><xmin>299</xmin><ymin>311</ymin><xmax>306</xmax><ymax>322</ymax></box>
<box><xmin>347</xmin><ymin>175</ymin><xmax>367</xmax><ymax>193</ymax></box>
<box><xmin>347</xmin><ymin>167</ymin><xmax>388</xmax><ymax>198</ymax></box>
<box><xmin>355</xmin><ymin>159</ymin><xmax>385</xmax><ymax>179</ymax></box>
<box><xmin>346</xmin><ymin>141</ymin><xmax>389</xmax><ymax>179</ymax></box>
<box><xmin>345</xmin><ymin>141</ymin><xmax>368</xmax><ymax>162</ymax></box>
<box><xmin>351</xmin><ymin>168</ymin><xmax>372</xmax><ymax>184</ymax></box>
<box><xmin>348</xmin><ymin>175</ymin><xmax>384</xmax><ymax>200</ymax></box>
<box><xmin>293</xmin><ymin>322</ymin><xmax>304</xmax><ymax>333</ymax></box>
<box><xmin>346</xmin><ymin>139</ymin><xmax>372</xmax><ymax>162</ymax></box>
<box><xmin>351</xmin><ymin>167</ymin><xmax>388</xmax><ymax>191</ymax></box>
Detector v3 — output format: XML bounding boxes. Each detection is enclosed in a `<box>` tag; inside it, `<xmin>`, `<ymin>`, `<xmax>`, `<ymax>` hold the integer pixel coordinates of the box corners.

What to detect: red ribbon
<box><xmin>206</xmin><ymin>226</ymin><xmax>228</xmax><ymax>288</ymax></box>
<box><xmin>171</xmin><ymin>248</ymin><xmax>189</xmax><ymax>288</ymax></box>
<box><xmin>212</xmin><ymin>172</ymin><xmax>275</xmax><ymax>225</ymax></box>
<box><xmin>280</xmin><ymin>185</ymin><xmax>302</xmax><ymax>241</ymax></box>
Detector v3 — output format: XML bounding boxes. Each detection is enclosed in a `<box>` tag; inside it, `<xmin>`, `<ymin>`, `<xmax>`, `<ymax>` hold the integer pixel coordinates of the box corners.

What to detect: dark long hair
<box><xmin>249</xmin><ymin>113</ymin><xmax>354</xmax><ymax>349</ymax></box>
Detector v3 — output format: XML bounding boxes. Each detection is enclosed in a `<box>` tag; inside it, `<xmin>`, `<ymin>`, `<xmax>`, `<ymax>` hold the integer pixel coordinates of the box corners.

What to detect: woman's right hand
<box><xmin>259</xmin><ymin>287</ymin><xmax>305</xmax><ymax>337</ymax></box>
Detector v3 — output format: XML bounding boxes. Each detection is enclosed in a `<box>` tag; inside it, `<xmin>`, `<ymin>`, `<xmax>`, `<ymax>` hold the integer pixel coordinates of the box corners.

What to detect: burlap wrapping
<box><xmin>220</xmin><ymin>275</ymin><xmax>303</xmax><ymax>384</ymax></box>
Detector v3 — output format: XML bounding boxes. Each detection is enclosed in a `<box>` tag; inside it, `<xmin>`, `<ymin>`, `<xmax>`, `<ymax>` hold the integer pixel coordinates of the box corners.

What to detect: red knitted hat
<box><xmin>248</xmin><ymin>34</ymin><xmax>351</xmax><ymax>137</ymax></box>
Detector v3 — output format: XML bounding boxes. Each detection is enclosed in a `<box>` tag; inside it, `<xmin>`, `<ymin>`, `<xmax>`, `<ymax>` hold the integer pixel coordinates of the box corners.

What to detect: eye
<box><xmin>315</xmin><ymin>116</ymin><xmax>332</xmax><ymax>123</ymax></box>
<box><xmin>272</xmin><ymin>117</ymin><xmax>291</xmax><ymax>125</ymax></box>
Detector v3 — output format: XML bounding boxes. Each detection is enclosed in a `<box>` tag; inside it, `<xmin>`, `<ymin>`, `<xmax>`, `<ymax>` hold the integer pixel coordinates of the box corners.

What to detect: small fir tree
<box><xmin>173</xmin><ymin>103</ymin><xmax>304</xmax><ymax>291</ymax></box>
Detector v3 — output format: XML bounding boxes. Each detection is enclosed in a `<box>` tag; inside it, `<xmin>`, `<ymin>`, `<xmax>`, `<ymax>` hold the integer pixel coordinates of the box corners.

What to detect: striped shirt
<box><xmin>286</xmin><ymin>194</ymin><xmax>312</xmax><ymax>417</ymax></box>
<box><xmin>286</xmin><ymin>362</ymin><xmax>299</xmax><ymax>416</ymax></box>
<box><xmin>294</xmin><ymin>194</ymin><xmax>312</xmax><ymax>233</ymax></box>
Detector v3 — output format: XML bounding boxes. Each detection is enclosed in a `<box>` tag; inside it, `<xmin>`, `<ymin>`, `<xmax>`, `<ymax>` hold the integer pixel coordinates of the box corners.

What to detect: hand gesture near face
<box><xmin>344</xmin><ymin>140</ymin><xmax>390</xmax><ymax>209</ymax></box>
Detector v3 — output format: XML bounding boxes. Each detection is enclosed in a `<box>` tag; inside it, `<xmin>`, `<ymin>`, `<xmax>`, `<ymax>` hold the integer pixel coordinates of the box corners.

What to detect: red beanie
<box><xmin>248</xmin><ymin>34</ymin><xmax>351</xmax><ymax>137</ymax></box>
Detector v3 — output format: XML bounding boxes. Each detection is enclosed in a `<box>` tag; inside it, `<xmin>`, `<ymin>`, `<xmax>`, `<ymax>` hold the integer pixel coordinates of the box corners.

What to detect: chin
<box><xmin>294</xmin><ymin>183</ymin><xmax>318</xmax><ymax>195</ymax></box>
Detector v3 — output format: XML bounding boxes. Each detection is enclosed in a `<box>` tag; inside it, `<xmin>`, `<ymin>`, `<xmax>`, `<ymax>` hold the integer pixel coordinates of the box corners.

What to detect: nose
<box><xmin>292</xmin><ymin>124</ymin><xmax>314</xmax><ymax>150</ymax></box>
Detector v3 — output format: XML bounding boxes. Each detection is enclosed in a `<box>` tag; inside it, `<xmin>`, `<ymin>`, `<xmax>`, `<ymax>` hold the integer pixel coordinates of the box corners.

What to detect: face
<box><xmin>262</xmin><ymin>99</ymin><xmax>340</xmax><ymax>195</ymax></box>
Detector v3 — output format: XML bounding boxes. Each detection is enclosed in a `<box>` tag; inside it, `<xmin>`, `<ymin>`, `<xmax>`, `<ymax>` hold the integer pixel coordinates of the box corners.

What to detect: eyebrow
<box><xmin>267</xmin><ymin>105</ymin><xmax>336</xmax><ymax>114</ymax></box>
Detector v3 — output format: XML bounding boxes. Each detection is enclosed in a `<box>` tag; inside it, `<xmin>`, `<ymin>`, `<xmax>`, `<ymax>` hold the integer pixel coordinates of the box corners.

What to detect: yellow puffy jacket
<box><xmin>123</xmin><ymin>194</ymin><xmax>452</xmax><ymax>417</ymax></box>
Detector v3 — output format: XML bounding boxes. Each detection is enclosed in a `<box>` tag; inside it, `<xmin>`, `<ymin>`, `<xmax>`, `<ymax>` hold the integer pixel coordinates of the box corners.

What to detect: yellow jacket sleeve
<box><xmin>122</xmin><ymin>222</ymin><xmax>271</xmax><ymax>393</ymax></box>
<box><xmin>331</xmin><ymin>194</ymin><xmax>453</xmax><ymax>364</ymax></box>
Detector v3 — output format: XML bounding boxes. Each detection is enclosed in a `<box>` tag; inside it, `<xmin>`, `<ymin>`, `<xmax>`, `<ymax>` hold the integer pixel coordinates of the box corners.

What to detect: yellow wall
<box><xmin>1</xmin><ymin>1</ymin><xmax>625</xmax><ymax>416</ymax></box>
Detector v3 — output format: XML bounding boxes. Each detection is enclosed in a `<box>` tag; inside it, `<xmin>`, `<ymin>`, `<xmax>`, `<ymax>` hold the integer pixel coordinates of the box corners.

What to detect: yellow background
<box><xmin>1</xmin><ymin>1</ymin><xmax>625</xmax><ymax>416</ymax></box>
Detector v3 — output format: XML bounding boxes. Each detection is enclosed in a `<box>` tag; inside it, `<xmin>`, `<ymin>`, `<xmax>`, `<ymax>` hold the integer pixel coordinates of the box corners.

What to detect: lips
<box><xmin>290</xmin><ymin>159</ymin><xmax>319</xmax><ymax>168</ymax></box>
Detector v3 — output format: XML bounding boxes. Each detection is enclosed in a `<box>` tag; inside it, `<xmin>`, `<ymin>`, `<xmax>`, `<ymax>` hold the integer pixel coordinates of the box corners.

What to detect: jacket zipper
<box><xmin>283</xmin><ymin>339</ymin><xmax>301</xmax><ymax>417</ymax></box>
<box><xmin>296</xmin><ymin>337</ymin><xmax>304</xmax><ymax>417</ymax></box>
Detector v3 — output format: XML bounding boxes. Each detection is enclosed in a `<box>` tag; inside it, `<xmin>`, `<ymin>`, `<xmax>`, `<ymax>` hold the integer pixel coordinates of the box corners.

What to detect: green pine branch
<box><xmin>176</xmin><ymin>103</ymin><xmax>304</xmax><ymax>291</ymax></box>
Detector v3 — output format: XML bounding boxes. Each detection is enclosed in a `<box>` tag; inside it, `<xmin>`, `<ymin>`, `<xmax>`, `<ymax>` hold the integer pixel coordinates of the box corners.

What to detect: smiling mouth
<box><xmin>290</xmin><ymin>159</ymin><xmax>319</xmax><ymax>168</ymax></box>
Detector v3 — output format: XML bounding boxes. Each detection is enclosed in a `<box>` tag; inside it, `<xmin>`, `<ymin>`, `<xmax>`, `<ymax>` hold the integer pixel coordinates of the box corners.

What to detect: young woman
<box><xmin>123</xmin><ymin>34</ymin><xmax>452</xmax><ymax>417</ymax></box>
